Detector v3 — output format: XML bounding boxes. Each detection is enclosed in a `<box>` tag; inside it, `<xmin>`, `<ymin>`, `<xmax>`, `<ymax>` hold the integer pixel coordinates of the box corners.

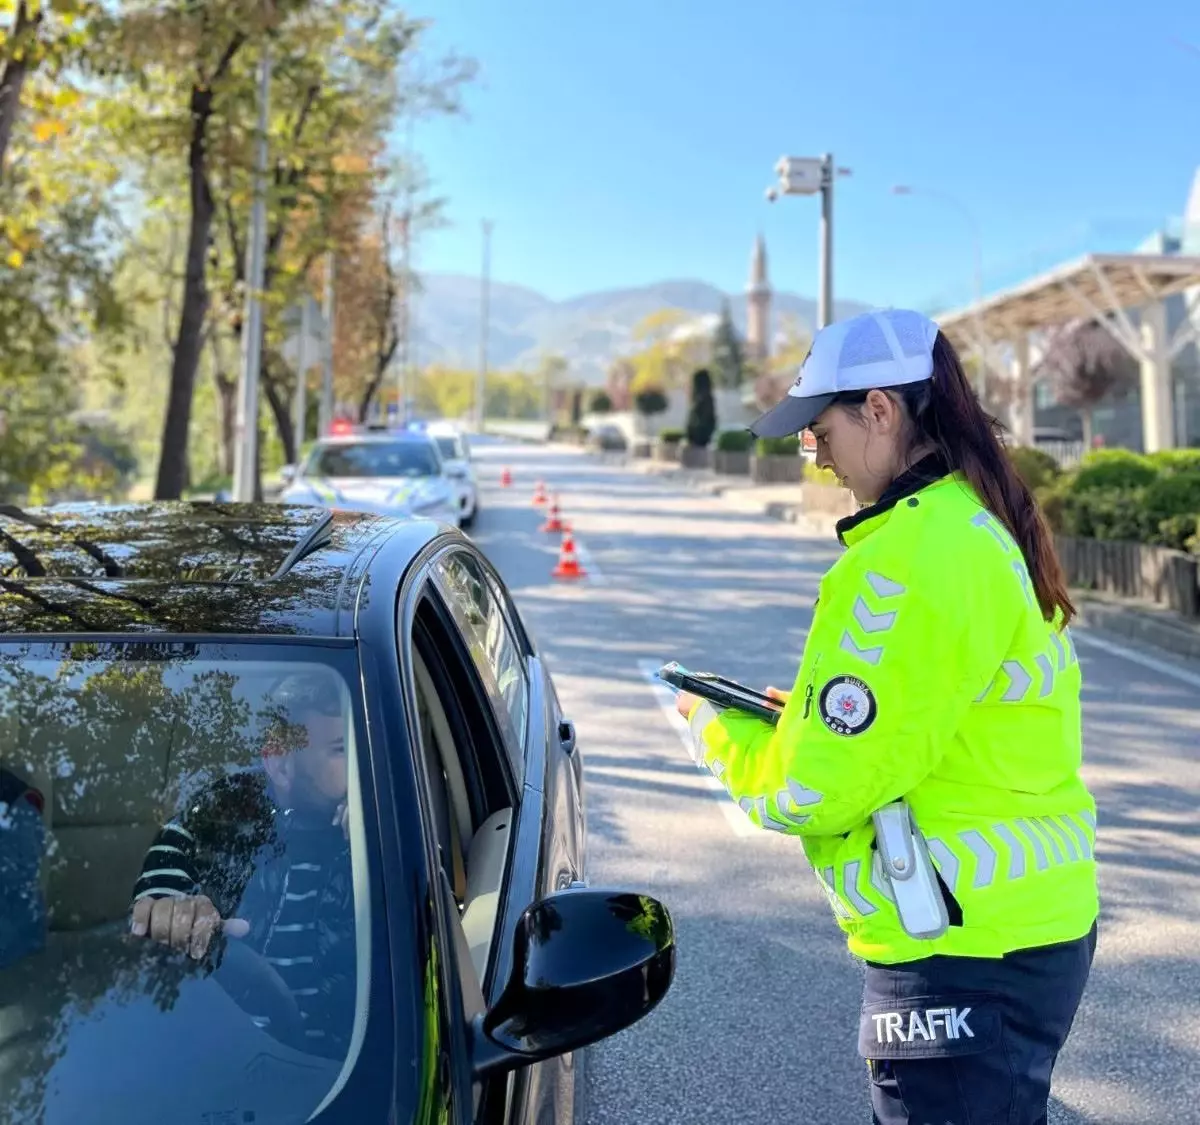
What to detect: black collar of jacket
<box><xmin>835</xmin><ymin>451</ymin><xmax>952</xmax><ymax>547</ymax></box>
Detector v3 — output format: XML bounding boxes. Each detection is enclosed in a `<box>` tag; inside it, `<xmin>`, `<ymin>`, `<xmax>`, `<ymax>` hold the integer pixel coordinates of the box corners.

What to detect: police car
<box><xmin>279</xmin><ymin>424</ymin><xmax>462</xmax><ymax>527</ymax></box>
<box><xmin>425</xmin><ymin>421</ymin><xmax>480</xmax><ymax>529</ymax></box>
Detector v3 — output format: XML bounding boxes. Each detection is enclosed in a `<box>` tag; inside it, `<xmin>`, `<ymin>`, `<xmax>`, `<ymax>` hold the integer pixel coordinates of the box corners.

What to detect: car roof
<box><xmin>0</xmin><ymin>501</ymin><xmax>440</xmax><ymax>638</ymax></box>
<box><xmin>313</xmin><ymin>430</ymin><xmax>438</xmax><ymax>447</ymax></box>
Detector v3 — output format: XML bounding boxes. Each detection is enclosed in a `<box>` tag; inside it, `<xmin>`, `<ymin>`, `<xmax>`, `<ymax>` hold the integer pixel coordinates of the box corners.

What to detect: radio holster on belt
<box><xmin>872</xmin><ymin>801</ymin><xmax>949</xmax><ymax>941</ymax></box>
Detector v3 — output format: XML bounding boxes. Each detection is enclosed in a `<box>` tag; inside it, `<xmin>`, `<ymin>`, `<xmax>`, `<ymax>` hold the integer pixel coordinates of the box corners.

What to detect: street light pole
<box><xmin>319</xmin><ymin>250</ymin><xmax>335</xmax><ymax>435</ymax></box>
<box><xmin>232</xmin><ymin>40</ymin><xmax>272</xmax><ymax>502</ymax></box>
<box><xmin>476</xmin><ymin>219</ymin><xmax>493</xmax><ymax>432</ymax></box>
<box><xmin>767</xmin><ymin>153</ymin><xmax>848</xmax><ymax>330</ymax></box>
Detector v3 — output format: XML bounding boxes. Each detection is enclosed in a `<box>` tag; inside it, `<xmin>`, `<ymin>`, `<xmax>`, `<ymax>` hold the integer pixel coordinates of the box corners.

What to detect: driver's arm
<box><xmin>129</xmin><ymin>777</ymin><xmax>258</xmax><ymax>958</ymax></box>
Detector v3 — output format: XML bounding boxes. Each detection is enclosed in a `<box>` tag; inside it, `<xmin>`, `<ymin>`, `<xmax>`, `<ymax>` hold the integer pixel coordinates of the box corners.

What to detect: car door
<box><xmin>398</xmin><ymin>543</ymin><xmax>582</xmax><ymax>1124</ymax></box>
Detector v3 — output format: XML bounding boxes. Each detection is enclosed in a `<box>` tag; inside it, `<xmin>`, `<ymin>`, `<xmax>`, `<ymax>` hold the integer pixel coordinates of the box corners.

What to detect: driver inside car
<box><xmin>128</xmin><ymin>671</ymin><xmax>356</xmax><ymax>1056</ymax></box>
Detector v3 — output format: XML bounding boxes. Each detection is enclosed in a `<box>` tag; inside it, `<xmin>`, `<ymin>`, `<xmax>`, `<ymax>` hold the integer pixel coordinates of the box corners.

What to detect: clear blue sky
<box><xmin>413</xmin><ymin>0</ymin><xmax>1199</xmax><ymax>311</ymax></box>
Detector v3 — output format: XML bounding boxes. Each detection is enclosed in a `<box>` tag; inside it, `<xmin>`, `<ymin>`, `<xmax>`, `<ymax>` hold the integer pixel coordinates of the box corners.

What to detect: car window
<box><xmin>305</xmin><ymin>440</ymin><xmax>440</xmax><ymax>479</ymax></box>
<box><xmin>0</xmin><ymin>642</ymin><xmax>377</xmax><ymax>1125</ymax></box>
<box><xmin>433</xmin><ymin>436</ymin><xmax>463</xmax><ymax>461</ymax></box>
<box><xmin>430</xmin><ymin>551</ymin><xmax>529</xmax><ymax>783</ymax></box>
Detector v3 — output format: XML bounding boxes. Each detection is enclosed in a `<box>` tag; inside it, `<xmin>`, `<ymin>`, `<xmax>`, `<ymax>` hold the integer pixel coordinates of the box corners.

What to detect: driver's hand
<box><xmin>130</xmin><ymin>895</ymin><xmax>250</xmax><ymax>961</ymax></box>
<box><xmin>766</xmin><ymin>687</ymin><xmax>792</xmax><ymax>705</ymax></box>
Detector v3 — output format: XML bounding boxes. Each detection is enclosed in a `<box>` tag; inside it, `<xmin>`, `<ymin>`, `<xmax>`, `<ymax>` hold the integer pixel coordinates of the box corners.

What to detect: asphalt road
<box><xmin>467</xmin><ymin>437</ymin><xmax>1200</xmax><ymax>1125</ymax></box>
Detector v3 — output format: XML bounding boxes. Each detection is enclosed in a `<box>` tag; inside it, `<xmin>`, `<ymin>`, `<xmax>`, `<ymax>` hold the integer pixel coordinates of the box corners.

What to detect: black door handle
<box><xmin>558</xmin><ymin>719</ymin><xmax>576</xmax><ymax>755</ymax></box>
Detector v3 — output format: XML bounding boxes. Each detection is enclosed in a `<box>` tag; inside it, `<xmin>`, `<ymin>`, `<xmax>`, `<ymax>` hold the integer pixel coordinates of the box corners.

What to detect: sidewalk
<box><xmin>605</xmin><ymin>452</ymin><xmax>1200</xmax><ymax>663</ymax></box>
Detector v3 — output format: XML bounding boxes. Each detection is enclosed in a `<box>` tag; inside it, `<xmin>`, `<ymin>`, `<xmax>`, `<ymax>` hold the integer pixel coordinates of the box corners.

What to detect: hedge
<box><xmin>715</xmin><ymin>429</ymin><xmax>754</xmax><ymax>453</ymax></box>
<box><xmin>658</xmin><ymin>428</ymin><xmax>685</xmax><ymax>443</ymax></box>
<box><xmin>755</xmin><ymin>435</ymin><xmax>800</xmax><ymax>457</ymax></box>
<box><xmin>1033</xmin><ymin>450</ymin><xmax>1200</xmax><ymax>554</ymax></box>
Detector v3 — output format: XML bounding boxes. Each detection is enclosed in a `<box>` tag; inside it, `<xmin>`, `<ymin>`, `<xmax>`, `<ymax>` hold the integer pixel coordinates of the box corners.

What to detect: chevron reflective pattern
<box><xmin>975</xmin><ymin>629</ymin><xmax>1079</xmax><ymax>703</ymax></box>
<box><xmin>839</xmin><ymin>569</ymin><xmax>906</xmax><ymax>666</ymax></box>
<box><xmin>923</xmin><ymin>813</ymin><xmax>1096</xmax><ymax>894</ymax></box>
<box><xmin>816</xmin><ymin>810</ymin><xmax>1097</xmax><ymax>921</ymax></box>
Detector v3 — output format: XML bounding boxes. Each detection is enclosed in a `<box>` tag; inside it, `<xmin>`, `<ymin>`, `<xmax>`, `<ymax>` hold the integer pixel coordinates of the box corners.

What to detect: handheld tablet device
<box><xmin>657</xmin><ymin>662</ymin><xmax>784</xmax><ymax>725</ymax></box>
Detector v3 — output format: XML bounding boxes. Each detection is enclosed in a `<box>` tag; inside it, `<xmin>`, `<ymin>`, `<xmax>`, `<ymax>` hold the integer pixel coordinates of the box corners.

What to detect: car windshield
<box><xmin>433</xmin><ymin>436</ymin><xmax>463</xmax><ymax>461</ymax></box>
<box><xmin>0</xmin><ymin>641</ymin><xmax>380</xmax><ymax>1125</ymax></box>
<box><xmin>306</xmin><ymin>441</ymin><xmax>439</xmax><ymax>479</ymax></box>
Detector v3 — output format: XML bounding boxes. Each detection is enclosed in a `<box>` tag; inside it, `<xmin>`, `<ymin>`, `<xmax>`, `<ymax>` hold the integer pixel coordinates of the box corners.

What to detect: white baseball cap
<box><xmin>749</xmin><ymin>308</ymin><xmax>941</xmax><ymax>438</ymax></box>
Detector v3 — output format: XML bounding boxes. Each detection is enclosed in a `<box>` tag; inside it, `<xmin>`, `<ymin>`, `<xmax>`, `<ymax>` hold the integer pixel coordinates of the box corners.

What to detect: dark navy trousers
<box><xmin>861</xmin><ymin>924</ymin><xmax>1097</xmax><ymax>1125</ymax></box>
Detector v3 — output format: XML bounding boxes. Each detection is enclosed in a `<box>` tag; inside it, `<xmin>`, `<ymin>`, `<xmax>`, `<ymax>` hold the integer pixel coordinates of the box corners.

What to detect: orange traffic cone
<box><xmin>500</xmin><ymin>466</ymin><xmax>513</xmax><ymax>488</ymax></box>
<box><xmin>552</xmin><ymin>530</ymin><xmax>587</xmax><ymax>580</ymax></box>
<box><xmin>532</xmin><ymin>480</ymin><xmax>549</xmax><ymax>507</ymax></box>
<box><xmin>540</xmin><ymin>495</ymin><xmax>566</xmax><ymax>533</ymax></box>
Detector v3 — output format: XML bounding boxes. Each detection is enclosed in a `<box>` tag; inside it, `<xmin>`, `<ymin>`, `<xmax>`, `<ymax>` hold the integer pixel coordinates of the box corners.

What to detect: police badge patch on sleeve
<box><xmin>818</xmin><ymin>676</ymin><xmax>877</xmax><ymax>736</ymax></box>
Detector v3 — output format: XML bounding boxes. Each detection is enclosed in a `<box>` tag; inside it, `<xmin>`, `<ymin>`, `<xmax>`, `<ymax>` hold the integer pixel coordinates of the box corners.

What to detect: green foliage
<box><xmin>1146</xmin><ymin>449</ymin><xmax>1200</xmax><ymax>473</ymax></box>
<box><xmin>658</xmin><ymin>427</ymin><xmax>684</xmax><ymax>443</ymax></box>
<box><xmin>634</xmin><ymin>388</ymin><xmax>668</xmax><ymax>417</ymax></box>
<box><xmin>1072</xmin><ymin>448</ymin><xmax>1157</xmax><ymax>492</ymax></box>
<box><xmin>685</xmin><ymin>367</ymin><xmax>716</xmax><ymax>448</ymax></box>
<box><xmin>709</xmin><ymin>300</ymin><xmax>743</xmax><ymax>390</ymax></box>
<box><xmin>1007</xmin><ymin>445</ymin><xmax>1060</xmax><ymax>492</ymax></box>
<box><xmin>803</xmin><ymin>460</ymin><xmax>838</xmax><ymax>485</ymax></box>
<box><xmin>755</xmin><ymin>435</ymin><xmax>800</xmax><ymax>457</ymax></box>
<box><xmin>715</xmin><ymin>428</ymin><xmax>753</xmax><ymax>453</ymax></box>
<box><xmin>589</xmin><ymin>390</ymin><xmax>613</xmax><ymax>413</ymax></box>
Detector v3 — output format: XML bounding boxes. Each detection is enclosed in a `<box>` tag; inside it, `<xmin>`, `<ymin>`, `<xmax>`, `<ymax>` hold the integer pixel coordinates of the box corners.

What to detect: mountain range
<box><xmin>409</xmin><ymin>273</ymin><xmax>872</xmax><ymax>386</ymax></box>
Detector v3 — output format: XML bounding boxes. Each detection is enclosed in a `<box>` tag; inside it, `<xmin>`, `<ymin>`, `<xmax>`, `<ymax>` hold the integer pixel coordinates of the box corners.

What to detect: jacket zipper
<box><xmin>803</xmin><ymin>655</ymin><xmax>822</xmax><ymax>718</ymax></box>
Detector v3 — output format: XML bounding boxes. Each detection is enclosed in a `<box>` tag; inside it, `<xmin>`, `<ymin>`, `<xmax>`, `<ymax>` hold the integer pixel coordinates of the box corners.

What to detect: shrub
<box><xmin>715</xmin><ymin>429</ymin><xmax>754</xmax><ymax>453</ymax></box>
<box><xmin>589</xmin><ymin>390</ymin><xmax>614</xmax><ymax>414</ymax></box>
<box><xmin>1035</xmin><ymin>478</ymin><xmax>1070</xmax><ymax>533</ymax></box>
<box><xmin>634</xmin><ymin>388</ymin><xmax>669</xmax><ymax>417</ymax></box>
<box><xmin>1072</xmin><ymin>448</ymin><xmax>1157</xmax><ymax>492</ymax></box>
<box><xmin>1154</xmin><ymin>514</ymin><xmax>1200</xmax><ymax>552</ymax></box>
<box><xmin>755</xmin><ymin>435</ymin><xmax>800</xmax><ymax>457</ymax></box>
<box><xmin>658</xmin><ymin>427</ymin><xmax>685</xmax><ymax>443</ymax></box>
<box><xmin>1007</xmin><ymin>446</ymin><xmax>1060</xmax><ymax>492</ymax></box>
<box><xmin>1142</xmin><ymin>468</ymin><xmax>1200</xmax><ymax>522</ymax></box>
<box><xmin>1147</xmin><ymin>449</ymin><xmax>1200</xmax><ymax>474</ymax></box>
<box><xmin>1060</xmin><ymin>487</ymin><xmax>1153</xmax><ymax>542</ymax></box>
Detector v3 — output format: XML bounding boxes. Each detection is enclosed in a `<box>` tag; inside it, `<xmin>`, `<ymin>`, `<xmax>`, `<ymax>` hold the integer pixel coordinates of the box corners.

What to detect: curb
<box><xmin>1073</xmin><ymin>597</ymin><xmax>1200</xmax><ymax>662</ymax></box>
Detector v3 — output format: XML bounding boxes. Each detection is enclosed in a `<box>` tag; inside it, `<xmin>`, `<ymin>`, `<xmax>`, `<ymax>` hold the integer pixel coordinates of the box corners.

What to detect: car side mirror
<box><xmin>469</xmin><ymin>887</ymin><xmax>675</xmax><ymax>1080</ymax></box>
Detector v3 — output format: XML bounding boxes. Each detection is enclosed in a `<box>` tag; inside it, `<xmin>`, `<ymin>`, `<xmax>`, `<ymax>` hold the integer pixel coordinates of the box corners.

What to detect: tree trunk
<box><xmin>1081</xmin><ymin>408</ymin><xmax>1094</xmax><ymax>450</ymax></box>
<box><xmin>0</xmin><ymin>2</ymin><xmax>40</xmax><ymax>183</ymax></box>
<box><xmin>153</xmin><ymin>37</ymin><xmax>243</xmax><ymax>500</ymax></box>
<box><xmin>215</xmin><ymin>376</ymin><xmax>236</xmax><ymax>477</ymax></box>
<box><xmin>263</xmin><ymin>376</ymin><xmax>296</xmax><ymax>467</ymax></box>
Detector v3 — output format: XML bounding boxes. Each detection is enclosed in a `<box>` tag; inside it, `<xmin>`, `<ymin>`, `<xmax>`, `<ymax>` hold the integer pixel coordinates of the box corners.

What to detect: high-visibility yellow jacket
<box><xmin>690</xmin><ymin>463</ymin><xmax>1099</xmax><ymax>965</ymax></box>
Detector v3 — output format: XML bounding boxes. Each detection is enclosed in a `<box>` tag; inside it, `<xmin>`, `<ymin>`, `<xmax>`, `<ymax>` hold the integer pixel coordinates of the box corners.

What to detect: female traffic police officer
<box><xmin>674</xmin><ymin>309</ymin><xmax>1098</xmax><ymax>1125</ymax></box>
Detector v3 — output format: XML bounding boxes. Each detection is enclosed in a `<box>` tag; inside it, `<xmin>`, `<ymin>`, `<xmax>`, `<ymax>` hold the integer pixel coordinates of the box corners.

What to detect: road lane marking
<box><xmin>636</xmin><ymin>659</ymin><xmax>757</xmax><ymax>838</ymax></box>
<box><xmin>1072</xmin><ymin>629</ymin><xmax>1200</xmax><ymax>689</ymax></box>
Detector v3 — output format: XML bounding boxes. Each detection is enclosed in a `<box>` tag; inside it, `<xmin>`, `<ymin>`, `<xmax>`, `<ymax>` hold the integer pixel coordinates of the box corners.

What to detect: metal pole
<box><xmin>292</xmin><ymin>296</ymin><xmax>310</xmax><ymax>459</ymax></box>
<box><xmin>477</xmin><ymin>219</ymin><xmax>493</xmax><ymax>431</ymax></box>
<box><xmin>319</xmin><ymin>251</ymin><xmax>335</xmax><ymax>434</ymax></box>
<box><xmin>232</xmin><ymin>41</ymin><xmax>272</xmax><ymax>502</ymax></box>
<box><xmin>818</xmin><ymin>153</ymin><xmax>833</xmax><ymax>330</ymax></box>
<box><xmin>398</xmin><ymin>115</ymin><xmax>414</xmax><ymax>426</ymax></box>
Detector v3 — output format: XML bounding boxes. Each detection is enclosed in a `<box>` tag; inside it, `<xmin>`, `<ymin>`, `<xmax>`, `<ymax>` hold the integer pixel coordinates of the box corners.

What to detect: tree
<box><xmin>633</xmin><ymin>387</ymin><xmax>668</xmax><ymax>435</ymax></box>
<box><xmin>1036</xmin><ymin>319</ymin><xmax>1138</xmax><ymax>448</ymax></box>
<box><xmin>710</xmin><ymin>300</ymin><xmax>744</xmax><ymax>390</ymax></box>
<box><xmin>535</xmin><ymin>353</ymin><xmax>568</xmax><ymax>420</ymax></box>
<box><xmin>685</xmin><ymin>368</ymin><xmax>716</xmax><ymax>449</ymax></box>
<box><xmin>589</xmin><ymin>390</ymin><xmax>613</xmax><ymax>414</ymax></box>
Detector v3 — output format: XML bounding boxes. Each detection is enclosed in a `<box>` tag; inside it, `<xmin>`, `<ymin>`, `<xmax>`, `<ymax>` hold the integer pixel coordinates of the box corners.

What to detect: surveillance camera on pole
<box><xmin>767</xmin><ymin>153</ymin><xmax>841</xmax><ymax>329</ymax></box>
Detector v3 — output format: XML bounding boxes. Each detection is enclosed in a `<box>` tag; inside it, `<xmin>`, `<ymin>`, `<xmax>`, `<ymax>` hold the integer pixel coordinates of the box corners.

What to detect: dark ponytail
<box><xmin>902</xmin><ymin>333</ymin><xmax>1075</xmax><ymax>626</ymax></box>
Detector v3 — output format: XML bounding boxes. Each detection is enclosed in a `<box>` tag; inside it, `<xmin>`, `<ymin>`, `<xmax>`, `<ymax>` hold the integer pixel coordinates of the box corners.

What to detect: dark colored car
<box><xmin>0</xmin><ymin>501</ymin><xmax>675</xmax><ymax>1125</ymax></box>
